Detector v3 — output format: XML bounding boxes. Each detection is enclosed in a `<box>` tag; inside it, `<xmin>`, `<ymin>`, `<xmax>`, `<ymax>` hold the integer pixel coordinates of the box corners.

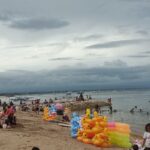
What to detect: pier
<box><xmin>62</xmin><ymin>100</ymin><xmax>112</xmax><ymax>112</ymax></box>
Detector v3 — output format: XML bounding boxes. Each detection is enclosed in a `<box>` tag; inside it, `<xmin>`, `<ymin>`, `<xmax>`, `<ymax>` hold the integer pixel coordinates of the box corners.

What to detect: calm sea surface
<box><xmin>1</xmin><ymin>89</ymin><xmax>150</xmax><ymax>135</ymax></box>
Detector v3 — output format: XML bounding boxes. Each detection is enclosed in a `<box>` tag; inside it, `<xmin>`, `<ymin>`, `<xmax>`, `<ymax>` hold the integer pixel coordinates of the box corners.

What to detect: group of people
<box><xmin>130</xmin><ymin>106</ymin><xmax>149</xmax><ymax>115</ymax></box>
<box><xmin>76</xmin><ymin>92</ymin><xmax>93</xmax><ymax>101</ymax></box>
<box><xmin>0</xmin><ymin>101</ymin><xmax>16</xmax><ymax>128</ymax></box>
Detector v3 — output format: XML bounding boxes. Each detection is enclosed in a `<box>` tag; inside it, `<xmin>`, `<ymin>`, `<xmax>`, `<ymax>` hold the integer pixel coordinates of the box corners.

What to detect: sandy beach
<box><xmin>0</xmin><ymin>109</ymin><xmax>140</xmax><ymax>150</ymax></box>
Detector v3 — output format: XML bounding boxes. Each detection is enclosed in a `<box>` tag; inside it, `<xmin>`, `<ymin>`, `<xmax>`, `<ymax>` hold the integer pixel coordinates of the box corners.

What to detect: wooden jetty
<box><xmin>62</xmin><ymin>100</ymin><xmax>111</xmax><ymax>111</ymax></box>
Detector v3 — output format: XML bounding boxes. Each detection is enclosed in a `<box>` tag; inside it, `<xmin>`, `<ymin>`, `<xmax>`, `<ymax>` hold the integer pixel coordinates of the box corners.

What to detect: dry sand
<box><xmin>0</xmin><ymin>110</ymin><xmax>138</xmax><ymax>150</ymax></box>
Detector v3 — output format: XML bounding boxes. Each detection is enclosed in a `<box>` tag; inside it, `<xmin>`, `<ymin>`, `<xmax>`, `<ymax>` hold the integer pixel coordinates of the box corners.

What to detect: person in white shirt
<box><xmin>142</xmin><ymin>123</ymin><xmax>150</xmax><ymax>150</ymax></box>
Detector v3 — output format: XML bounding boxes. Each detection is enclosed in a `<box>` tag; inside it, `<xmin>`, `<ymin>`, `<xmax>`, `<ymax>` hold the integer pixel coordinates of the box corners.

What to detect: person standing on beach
<box><xmin>79</xmin><ymin>92</ymin><xmax>84</xmax><ymax>101</ymax></box>
<box><xmin>35</xmin><ymin>100</ymin><xmax>40</xmax><ymax>115</ymax></box>
<box><xmin>142</xmin><ymin>123</ymin><xmax>150</xmax><ymax>150</ymax></box>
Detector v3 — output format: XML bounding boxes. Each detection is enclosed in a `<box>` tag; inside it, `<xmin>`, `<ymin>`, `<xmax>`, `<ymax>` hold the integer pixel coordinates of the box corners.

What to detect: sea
<box><xmin>0</xmin><ymin>89</ymin><xmax>150</xmax><ymax>135</ymax></box>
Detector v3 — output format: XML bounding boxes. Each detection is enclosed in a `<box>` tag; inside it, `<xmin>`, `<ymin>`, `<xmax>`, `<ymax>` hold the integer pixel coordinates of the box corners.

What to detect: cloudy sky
<box><xmin>0</xmin><ymin>0</ymin><xmax>150</xmax><ymax>93</ymax></box>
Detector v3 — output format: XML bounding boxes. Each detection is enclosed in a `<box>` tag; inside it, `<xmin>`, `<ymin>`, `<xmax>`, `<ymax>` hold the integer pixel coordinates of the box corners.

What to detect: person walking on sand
<box><xmin>142</xmin><ymin>123</ymin><xmax>150</xmax><ymax>150</ymax></box>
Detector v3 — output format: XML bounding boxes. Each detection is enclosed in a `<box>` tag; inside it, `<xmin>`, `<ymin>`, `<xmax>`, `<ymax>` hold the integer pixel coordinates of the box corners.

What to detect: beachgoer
<box><xmin>76</xmin><ymin>96</ymin><xmax>79</xmax><ymax>101</ymax></box>
<box><xmin>5</xmin><ymin>105</ymin><xmax>16</xmax><ymax>126</ymax></box>
<box><xmin>130</xmin><ymin>108</ymin><xmax>134</xmax><ymax>113</ymax></box>
<box><xmin>95</xmin><ymin>104</ymin><xmax>99</xmax><ymax>112</ymax></box>
<box><xmin>49</xmin><ymin>99</ymin><xmax>53</xmax><ymax>104</ymax></box>
<box><xmin>134</xmin><ymin>106</ymin><xmax>138</xmax><ymax>110</ymax></box>
<box><xmin>20</xmin><ymin>100</ymin><xmax>22</xmax><ymax>105</ymax></box>
<box><xmin>32</xmin><ymin>147</ymin><xmax>40</xmax><ymax>150</ymax></box>
<box><xmin>55</xmin><ymin>103</ymin><xmax>64</xmax><ymax>115</ymax></box>
<box><xmin>0</xmin><ymin>111</ymin><xmax>6</xmax><ymax>127</ymax></box>
<box><xmin>2</xmin><ymin>102</ymin><xmax>7</xmax><ymax>111</ymax></box>
<box><xmin>62</xmin><ymin>114</ymin><xmax>70</xmax><ymax>122</ymax></box>
<box><xmin>142</xmin><ymin>123</ymin><xmax>150</xmax><ymax>150</ymax></box>
<box><xmin>9</xmin><ymin>101</ymin><xmax>14</xmax><ymax>106</ymax></box>
<box><xmin>132</xmin><ymin>144</ymin><xmax>139</xmax><ymax>150</ymax></box>
<box><xmin>35</xmin><ymin>103</ymin><xmax>39</xmax><ymax>115</ymax></box>
<box><xmin>79</xmin><ymin>92</ymin><xmax>84</xmax><ymax>101</ymax></box>
<box><xmin>89</xmin><ymin>95</ymin><xmax>92</xmax><ymax>100</ymax></box>
<box><xmin>44</xmin><ymin>99</ymin><xmax>48</xmax><ymax>104</ymax></box>
<box><xmin>131</xmin><ymin>139</ymin><xmax>142</xmax><ymax>150</ymax></box>
<box><xmin>109</xmin><ymin>105</ymin><xmax>112</xmax><ymax>114</ymax></box>
<box><xmin>32</xmin><ymin>100</ymin><xmax>34</xmax><ymax>105</ymax></box>
<box><xmin>139</xmin><ymin>109</ymin><xmax>143</xmax><ymax>112</ymax></box>
<box><xmin>107</xmin><ymin>98</ymin><xmax>112</xmax><ymax>104</ymax></box>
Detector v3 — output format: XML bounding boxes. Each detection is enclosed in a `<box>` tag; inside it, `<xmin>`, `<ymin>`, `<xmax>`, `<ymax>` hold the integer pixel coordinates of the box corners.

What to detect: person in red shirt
<box><xmin>5</xmin><ymin>105</ymin><xmax>16</xmax><ymax>126</ymax></box>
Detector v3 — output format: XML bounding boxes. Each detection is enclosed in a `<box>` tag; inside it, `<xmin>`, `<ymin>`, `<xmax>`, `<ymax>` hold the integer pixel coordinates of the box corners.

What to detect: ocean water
<box><xmin>0</xmin><ymin>89</ymin><xmax>150</xmax><ymax>135</ymax></box>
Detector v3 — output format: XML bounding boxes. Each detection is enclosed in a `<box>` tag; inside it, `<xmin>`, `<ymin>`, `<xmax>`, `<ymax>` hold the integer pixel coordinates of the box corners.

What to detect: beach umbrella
<box><xmin>55</xmin><ymin>103</ymin><xmax>64</xmax><ymax>110</ymax></box>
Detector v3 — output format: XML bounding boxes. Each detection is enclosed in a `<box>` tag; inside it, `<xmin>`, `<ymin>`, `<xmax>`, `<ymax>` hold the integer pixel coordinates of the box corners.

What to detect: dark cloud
<box><xmin>86</xmin><ymin>39</ymin><xmax>149</xmax><ymax>49</ymax></box>
<box><xmin>74</xmin><ymin>34</ymin><xmax>103</xmax><ymax>41</ymax></box>
<box><xmin>49</xmin><ymin>57</ymin><xmax>74</xmax><ymax>61</ymax></box>
<box><xmin>143</xmin><ymin>51</ymin><xmax>150</xmax><ymax>54</ymax></box>
<box><xmin>0</xmin><ymin>64</ymin><xmax>150</xmax><ymax>93</ymax></box>
<box><xmin>10</xmin><ymin>18</ymin><xmax>69</xmax><ymax>30</ymax></box>
<box><xmin>0</xmin><ymin>45</ymin><xmax>32</xmax><ymax>50</ymax></box>
<box><xmin>49</xmin><ymin>57</ymin><xmax>81</xmax><ymax>61</ymax></box>
<box><xmin>104</xmin><ymin>60</ymin><xmax>127</xmax><ymax>67</ymax></box>
<box><xmin>0</xmin><ymin>13</ymin><xmax>69</xmax><ymax>30</ymax></box>
<box><xmin>128</xmin><ymin>55</ymin><xmax>150</xmax><ymax>58</ymax></box>
<box><xmin>136</xmin><ymin>30</ymin><xmax>149</xmax><ymax>36</ymax></box>
<box><xmin>127</xmin><ymin>51</ymin><xmax>150</xmax><ymax>58</ymax></box>
<box><xmin>0</xmin><ymin>13</ymin><xmax>12</xmax><ymax>21</ymax></box>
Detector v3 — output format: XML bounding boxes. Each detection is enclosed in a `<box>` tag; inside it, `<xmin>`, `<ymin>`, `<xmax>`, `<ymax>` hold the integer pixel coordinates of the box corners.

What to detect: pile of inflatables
<box><xmin>43</xmin><ymin>104</ymin><xmax>57</xmax><ymax>121</ymax></box>
<box><xmin>107</xmin><ymin>121</ymin><xmax>131</xmax><ymax>148</ymax></box>
<box><xmin>71</xmin><ymin>109</ymin><xmax>132</xmax><ymax>148</ymax></box>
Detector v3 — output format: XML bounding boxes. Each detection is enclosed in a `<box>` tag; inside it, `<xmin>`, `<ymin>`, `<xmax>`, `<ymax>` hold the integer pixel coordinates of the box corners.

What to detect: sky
<box><xmin>0</xmin><ymin>0</ymin><xmax>150</xmax><ymax>93</ymax></box>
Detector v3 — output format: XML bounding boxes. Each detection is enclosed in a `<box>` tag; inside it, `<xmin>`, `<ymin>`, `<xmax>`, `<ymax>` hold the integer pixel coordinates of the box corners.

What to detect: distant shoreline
<box><xmin>0</xmin><ymin>87</ymin><xmax>150</xmax><ymax>96</ymax></box>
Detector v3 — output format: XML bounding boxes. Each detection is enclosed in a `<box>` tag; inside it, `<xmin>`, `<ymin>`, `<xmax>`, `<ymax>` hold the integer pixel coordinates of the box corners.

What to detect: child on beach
<box><xmin>132</xmin><ymin>144</ymin><xmax>139</xmax><ymax>150</ymax></box>
<box><xmin>142</xmin><ymin>123</ymin><xmax>150</xmax><ymax>150</ymax></box>
<box><xmin>131</xmin><ymin>139</ymin><xmax>142</xmax><ymax>150</ymax></box>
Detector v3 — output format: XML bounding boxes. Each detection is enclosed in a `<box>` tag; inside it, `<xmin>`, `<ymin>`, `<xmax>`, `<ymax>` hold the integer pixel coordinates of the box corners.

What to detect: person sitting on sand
<box><xmin>32</xmin><ymin>147</ymin><xmax>40</xmax><ymax>150</ymax></box>
<box><xmin>62</xmin><ymin>114</ymin><xmax>70</xmax><ymax>122</ymax></box>
<box><xmin>130</xmin><ymin>139</ymin><xmax>142</xmax><ymax>150</ymax></box>
<box><xmin>5</xmin><ymin>105</ymin><xmax>16</xmax><ymax>126</ymax></box>
<box><xmin>131</xmin><ymin>144</ymin><xmax>139</xmax><ymax>150</ymax></box>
